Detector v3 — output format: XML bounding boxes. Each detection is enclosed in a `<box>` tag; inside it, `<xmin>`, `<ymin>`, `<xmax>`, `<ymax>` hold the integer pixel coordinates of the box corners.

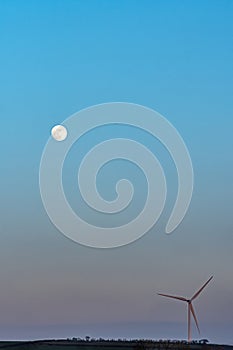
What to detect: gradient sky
<box><xmin>0</xmin><ymin>0</ymin><xmax>233</xmax><ymax>345</ymax></box>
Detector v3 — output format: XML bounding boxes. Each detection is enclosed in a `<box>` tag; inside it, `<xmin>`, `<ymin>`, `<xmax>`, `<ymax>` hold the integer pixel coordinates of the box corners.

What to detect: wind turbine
<box><xmin>157</xmin><ymin>276</ymin><xmax>213</xmax><ymax>342</ymax></box>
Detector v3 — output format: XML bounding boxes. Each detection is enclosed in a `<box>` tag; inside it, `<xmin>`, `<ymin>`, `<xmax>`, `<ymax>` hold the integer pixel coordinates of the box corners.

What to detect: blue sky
<box><xmin>0</xmin><ymin>0</ymin><xmax>233</xmax><ymax>344</ymax></box>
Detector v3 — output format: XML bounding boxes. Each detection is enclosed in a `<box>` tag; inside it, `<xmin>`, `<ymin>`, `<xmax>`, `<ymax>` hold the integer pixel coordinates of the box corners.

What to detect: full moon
<box><xmin>51</xmin><ymin>125</ymin><xmax>68</xmax><ymax>141</ymax></box>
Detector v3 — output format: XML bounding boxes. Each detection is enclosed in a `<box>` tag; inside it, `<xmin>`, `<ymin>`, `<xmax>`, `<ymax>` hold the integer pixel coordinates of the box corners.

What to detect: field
<box><xmin>0</xmin><ymin>340</ymin><xmax>232</xmax><ymax>350</ymax></box>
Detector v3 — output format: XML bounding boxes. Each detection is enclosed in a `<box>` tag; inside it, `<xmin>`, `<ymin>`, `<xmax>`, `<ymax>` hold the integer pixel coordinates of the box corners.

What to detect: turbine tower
<box><xmin>158</xmin><ymin>276</ymin><xmax>213</xmax><ymax>342</ymax></box>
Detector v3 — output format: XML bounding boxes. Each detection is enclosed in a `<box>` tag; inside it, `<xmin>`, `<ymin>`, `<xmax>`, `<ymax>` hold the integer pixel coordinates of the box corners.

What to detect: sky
<box><xmin>0</xmin><ymin>0</ymin><xmax>233</xmax><ymax>344</ymax></box>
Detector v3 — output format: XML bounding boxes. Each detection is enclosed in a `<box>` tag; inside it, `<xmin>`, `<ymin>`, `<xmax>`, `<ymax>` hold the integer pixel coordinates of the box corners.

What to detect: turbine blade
<box><xmin>157</xmin><ymin>293</ymin><xmax>187</xmax><ymax>302</ymax></box>
<box><xmin>191</xmin><ymin>276</ymin><xmax>213</xmax><ymax>301</ymax></box>
<box><xmin>190</xmin><ymin>302</ymin><xmax>200</xmax><ymax>334</ymax></box>
<box><xmin>188</xmin><ymin>304</ymin><xmax>191</xmax><ymax>342</ymax></box>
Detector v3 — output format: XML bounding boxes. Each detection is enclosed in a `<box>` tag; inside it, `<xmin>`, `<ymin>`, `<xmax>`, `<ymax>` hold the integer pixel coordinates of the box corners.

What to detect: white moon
<box><xmin>51</xmin><ymin>125</ymin><xmax>68</xmax><ymax>141</ymax></box>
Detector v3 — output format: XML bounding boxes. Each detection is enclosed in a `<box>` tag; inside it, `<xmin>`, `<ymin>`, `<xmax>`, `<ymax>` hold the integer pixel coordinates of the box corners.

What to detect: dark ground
<box><xmin>0</xmin><ymin>340</ymin><xmax>232</xmax><ymax>350</ymax></box>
